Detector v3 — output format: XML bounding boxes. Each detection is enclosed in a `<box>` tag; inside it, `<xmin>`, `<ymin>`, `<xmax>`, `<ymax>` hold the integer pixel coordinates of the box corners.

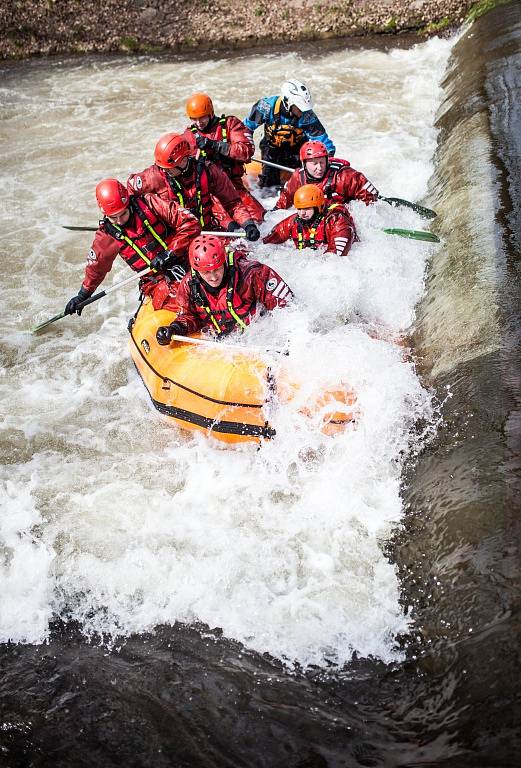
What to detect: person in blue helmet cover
<box><xmin>244</xmin><ymin>78</ymin><xmax>335</xmax><ymax>189</ymax></box>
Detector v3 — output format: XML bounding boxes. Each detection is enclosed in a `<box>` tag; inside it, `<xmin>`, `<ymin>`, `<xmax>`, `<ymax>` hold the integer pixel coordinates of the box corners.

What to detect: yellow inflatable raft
<box><xmin>129</xmin><ymin>298</ymin><xmax>356</xmax><ymax>445</ymax></box>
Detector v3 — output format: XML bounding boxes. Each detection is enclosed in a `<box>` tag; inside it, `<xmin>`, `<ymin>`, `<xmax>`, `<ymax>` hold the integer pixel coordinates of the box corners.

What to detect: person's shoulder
<box><xmin>299</xmin><ymin>110</ymin><xmax>320</xmax><ymax>126</ymax></box>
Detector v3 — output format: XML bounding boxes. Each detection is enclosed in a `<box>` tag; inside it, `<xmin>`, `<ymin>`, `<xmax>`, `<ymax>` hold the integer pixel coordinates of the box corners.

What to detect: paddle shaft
<box><xmin>32</xmin><ymin>267</ymin><xmax>150</xmax><ymax>333</ymax></box>
<box><xmin>63</xmin><ymin>225</ymin><xmax>246</xmax><ymax>237</ymax></box>
<box><xmin>170</xmin><ymin>334</ymin><xmax>281</xmax><ymax>355</ymax></box>
<box><xmin>251</xmin><ymin>157</ymin><xmax>437</xmax><ymax>218</ymax></box>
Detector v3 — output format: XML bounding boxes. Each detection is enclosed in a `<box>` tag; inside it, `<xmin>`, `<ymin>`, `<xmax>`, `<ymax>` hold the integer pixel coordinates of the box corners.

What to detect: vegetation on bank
<box><xmin>0</xmin><ymin>0</ymin><xmax>511</xmax><ymax>60</ymax></box>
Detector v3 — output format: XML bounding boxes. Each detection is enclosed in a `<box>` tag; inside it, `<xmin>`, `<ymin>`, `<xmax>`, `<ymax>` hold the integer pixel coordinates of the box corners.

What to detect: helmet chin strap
<box><xmin>297</xmin><ymin>208</ymin><xmax>321</xmax><ymax>225</ymax></box>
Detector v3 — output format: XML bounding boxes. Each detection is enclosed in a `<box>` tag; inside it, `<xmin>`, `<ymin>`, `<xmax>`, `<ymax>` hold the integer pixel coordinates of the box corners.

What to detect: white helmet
<box><xmin>280</xmin><ymin>79</ymin><xmax>313</xmax><ymax>113</ymax></box>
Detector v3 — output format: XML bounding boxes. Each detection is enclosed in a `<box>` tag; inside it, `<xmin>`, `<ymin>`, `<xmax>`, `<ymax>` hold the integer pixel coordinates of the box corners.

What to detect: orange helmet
<box><xmin>154</xmin><ymin>133</ymin><xmax>191</xmax><ymax>169</ymax></box>
<box><xmin>300</xmin><ymin>140</ymin><xmax>328</xmax><ymax>163</ymax></box>
<box><xmin>189</xmin><ymin>235</ymin><xmax>226</xmax><ymax>272</ymax></box>
<box><xmin>294</xmin><ymin>184</ymin><xmax>325</xmax><ymax>211</ymax></box>
<box><xmin>95</xmin><ymin>179</ymin><xmax>129</xmax><ymax>216</ymax></box>
<box><xmin>186</xmin><ymin>92</ymin><xmax>214</xmax><ymax>120</ymax></box>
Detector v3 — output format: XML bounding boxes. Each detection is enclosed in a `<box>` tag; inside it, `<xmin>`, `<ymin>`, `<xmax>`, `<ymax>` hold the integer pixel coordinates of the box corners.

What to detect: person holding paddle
<box><xmin>274</xmin><ymin>140</ymin><xmax>379</xmax><ymax>211</ymax></box>
<box><xmin>155</xmin><ymin>234</ymin><xmax>293</xmax><ymax>343</ymax></box>
<box><xmin>64</xmin><ymin>179</ymin><xmax>200</xmax><ymax>317</ymax></box>
<box><xmin>127</xmin><ymin>133</ymin><xmax>260</xmax><ymax>241</ymax></box>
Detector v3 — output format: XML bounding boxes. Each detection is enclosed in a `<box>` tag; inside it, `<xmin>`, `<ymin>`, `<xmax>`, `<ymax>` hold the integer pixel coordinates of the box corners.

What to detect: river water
<box><xmin>1</xmin><ymin>3</ymin><xmax>520</xmax><ymax>766</ymax></box>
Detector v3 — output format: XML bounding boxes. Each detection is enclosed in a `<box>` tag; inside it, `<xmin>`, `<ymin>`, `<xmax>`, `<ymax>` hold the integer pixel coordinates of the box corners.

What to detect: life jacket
<box><xmin>162</xmin><ymin>158</ymin><xmax>213</xmax><ymax>228</ymax></box>
<box><xmin>300</xmin><ymin>160</ymin><xmax>348</xmax><ymax>203</ymax></box>
<box><xmin>191</xmin><ymin>116</ymin><xmax>244</xmax><ymax>180</ymax></box>
<box><xmin>293</xmin><ymin>203</ymin><xmax>344</xmax><ymax>250</ymax></box>
<box><xmin>188</xmin><ymin>249</ymin><xmax>253</xmax><ymax>335</ymax></box>
<box><xmin>264</xmin><ymin>98</ymin><xmax>304</xmax><ymax>149</ymax></box>
<box><xmin>103</xmin><ymin>197</ymin><xmax>172</xmax><ymax>271</ymax></box>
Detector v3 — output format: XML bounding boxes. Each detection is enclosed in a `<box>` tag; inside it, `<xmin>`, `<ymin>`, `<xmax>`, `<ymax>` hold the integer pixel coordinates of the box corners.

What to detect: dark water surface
<box><xmin>2</xmin><ymin>3</ymin><xmax>521</xmax><ymax>766</ymax></box>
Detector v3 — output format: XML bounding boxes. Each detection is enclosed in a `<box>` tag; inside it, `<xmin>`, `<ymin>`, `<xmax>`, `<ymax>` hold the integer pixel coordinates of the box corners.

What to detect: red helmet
<box><xmin>95</xmin><ymin>179</ymin><xmax>129</xmax><ymax>216</ymax></box>
<box><xmin>186</xmin><ymin>92</ymin><xmax>214</xmax><ymax>120</ymax></box>
<box><xmin>294</xmin><ymin>184</ymin><xmax>325</xmax><ymax>211</ymax></box>
<box><xmin>154</xmin><ymin>133</ymin><xmax>191</xmax><ymax>169</ymax></box>
<box><xmin>300</xmin><ymin>140</ymin><xmax>328</xmax><ymax>163</ymax></box>
<box><xmin>189</xmin><ymin>235</ymin><xmax>226</xmax><ymax>272</ymax></box>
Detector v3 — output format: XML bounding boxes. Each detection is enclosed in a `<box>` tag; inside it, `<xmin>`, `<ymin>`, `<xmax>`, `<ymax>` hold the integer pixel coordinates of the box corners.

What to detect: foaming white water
<box><xmin>0</xmin><ymin>36</ymin><xmax>452</xmax><ymax>666</ymax></box>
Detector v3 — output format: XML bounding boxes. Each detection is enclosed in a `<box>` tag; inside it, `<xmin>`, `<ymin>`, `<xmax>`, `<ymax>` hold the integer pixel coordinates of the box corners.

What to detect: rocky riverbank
<box><xmin>0</xmin><ymin>0</ymin><xmax>502</xmax><ymax>60</ymax></box>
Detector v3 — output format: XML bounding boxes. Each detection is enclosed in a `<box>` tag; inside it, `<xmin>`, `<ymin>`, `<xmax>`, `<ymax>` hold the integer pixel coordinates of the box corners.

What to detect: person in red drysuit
<box><xmin>64</xmin><ymin>179</ymin><xmax>200</xmax><ymax>316</ymax></box>
<box><xmin>263</xmin><ymin>183</ymin><xmax>356</xmax><ymax>257</ymax></box>
<box><xmin>274</xmin><ymin>140</ymin><xmax>379</xmax><ymax>210</ymax></box>
<box><xmin>183</xmin><ymin>92</ymin><xmax>265</xmax><ymax>224</ymax></box>
<box><xmin>127</xmin><ymin>133</ymin><xmax>260</xmax><ymax>240</ymax></box>
<box><xmin>155</xmin><ymin>234</ymin><xmax>293</xmax><ymax>342</ymax></box>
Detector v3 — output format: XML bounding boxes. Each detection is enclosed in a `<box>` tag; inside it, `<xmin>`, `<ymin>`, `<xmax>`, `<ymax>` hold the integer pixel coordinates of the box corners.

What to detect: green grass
<box><xmin>422</xmin><ymin>16</ymin><xmax>451</xmax><ymax>34</ymax></box>
<box><xmin>466</xmin><ymin>0</ymin><xmax>511</xmax><ymax>23</ymax></box>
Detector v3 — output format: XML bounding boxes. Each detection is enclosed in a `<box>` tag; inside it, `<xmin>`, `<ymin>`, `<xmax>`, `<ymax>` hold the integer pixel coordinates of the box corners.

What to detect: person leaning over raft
<box><xmin>274</xmin><ymin>140</ymin><xmax>379</xmax><ymax>210</ymax></box>
<box><xmin>156</xmin><ymin>235</ymin><xmax>293</xmax><ymax>344</ymax></box>
<box><xmin>244</xmin><ymin>79</ymin><xmax>335</xmax><ymax>189</ymax></box>
<box><xmin>263</xmin><ymin>184</ymin><xmax>356</xmax><ymax>257</ymax></box>
<box><xmin>127</xmin><ymin>133</ymin><xmax>260</xmax><ymax>241</ymax></box>
<box><xmin>183</xmin><ymin>92</ymin><xmax>265</xmax><ymax>224</ymax></box>
<box><xmin>64</xmin><ymin>179</ymin><xmax>200</xmax><ymax>316</ymax></box>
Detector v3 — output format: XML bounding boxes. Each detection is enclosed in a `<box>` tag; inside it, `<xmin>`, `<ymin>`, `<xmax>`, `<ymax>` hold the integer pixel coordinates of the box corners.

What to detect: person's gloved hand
<box><xmin>150</xmin><ymin>249</ymin><xmax>177</xmax><ymax>273</ymax></box>
<box><xmin>156</xmin><ymin>322</ymin><xmax>187</xmax><ymax>346</ymax></box>
<box><xmin>227</xmin><ymin>221</ymin><xmax>242</xmax><ymax>233</ymax></box>
<box><xmin>195</xmin><ymin>135</ymin><xmax>226</xmax><ymax>155</ymax></box>
<box><xmin>64</xmin><ymin>286</ymin><xmax>92</xmax><ymax>316</ymax></box>
<box><xmin>244</xmin><ymin>222</ymin><xmax>260</xmax><ymax>241</ymax></box>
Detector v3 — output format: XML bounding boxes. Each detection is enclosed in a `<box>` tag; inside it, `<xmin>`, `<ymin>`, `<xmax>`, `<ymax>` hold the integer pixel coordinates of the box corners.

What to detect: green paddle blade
<box><xmin>382</xmin><ymin>227</ymin><xmax>440</xmax><ymax>243</ymax></box>
<box><xmin>32</xmin><ymin>311</ymin><xmax>67</xmax><ymax>333</ymax></box>
<box><xmin>380</xmin><ymin>196</ymin><xmax>437</xmax><ymax>219</ymax></box>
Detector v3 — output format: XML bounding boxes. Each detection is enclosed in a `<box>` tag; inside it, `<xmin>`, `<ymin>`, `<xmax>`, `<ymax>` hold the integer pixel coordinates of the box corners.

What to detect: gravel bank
<box><xmin>0</xmin><ymin>0</ymin><xmax>491</xmax><ymax>60</ymax></box>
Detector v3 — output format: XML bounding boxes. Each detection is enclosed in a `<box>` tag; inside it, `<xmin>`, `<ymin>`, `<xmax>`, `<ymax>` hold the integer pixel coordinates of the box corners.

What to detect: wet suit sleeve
<box><xmin>81</xmin><ymin>229</ymin><xmax>121</xmax><ymax>294</ymax></box>
<box><xmin>126</xmin><ymin>165</ymin><xmax>166</xmax><ymax>197</ymax></box>
<box><xmin>300</xmin><ymin>111</ymin><xmax>336</xmax><ymax>155</ymax></box>
<box><xmin>243</xmin><ymin>96</ymin><xmax>275</xmax><ymax>133</ymax></box>
<box><xmin>337</xmin><ymin>166</ymin><xmax>379</xmax><ymax>205</ymax></box>
<box><xmin>249</xmin><ymin>262</ymin><xmax>294</xmax><ymax>309</ymax></box>
<box><xmin>262</xmin><ymin>214</ymin><xmax>295</xmax><ymax>245</ymax></box>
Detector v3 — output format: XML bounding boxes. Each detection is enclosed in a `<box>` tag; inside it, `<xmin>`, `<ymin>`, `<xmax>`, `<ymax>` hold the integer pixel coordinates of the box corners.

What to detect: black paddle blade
<box><xmin>62</xmin><ymin>225</ymin><xmax>98</xmax><ymax>231</ymax></box>
<box><xmin>381</xmin><ymin>196</ymin><xmax>437</xmax><ymax>219</ymax></box>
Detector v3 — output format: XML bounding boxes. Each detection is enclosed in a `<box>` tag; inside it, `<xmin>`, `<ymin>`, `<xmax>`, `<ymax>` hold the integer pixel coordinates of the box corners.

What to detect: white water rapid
<box><xmin>1</xmin><ymin>36</ymin><xmax>453</xmax><ymax>667</ymax></box>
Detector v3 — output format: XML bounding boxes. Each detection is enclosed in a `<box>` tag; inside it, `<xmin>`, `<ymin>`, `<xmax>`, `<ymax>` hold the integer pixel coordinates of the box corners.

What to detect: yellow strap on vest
<box><xmin>114</xmin><ymin>216</ymin><xmax>168</xmax><ymax>266</ymax></box>
<box><xmin>225</xmin><ymin>249</ymin><xmax>247</xmax><ymax>331</ymax></box>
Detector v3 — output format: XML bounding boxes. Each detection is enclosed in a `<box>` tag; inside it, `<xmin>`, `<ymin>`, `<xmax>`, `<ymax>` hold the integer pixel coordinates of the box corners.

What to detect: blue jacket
<box><xmin>244</xmin><ymin>95</ymin><xmax>335</xmax><ymax>154</ymax></box>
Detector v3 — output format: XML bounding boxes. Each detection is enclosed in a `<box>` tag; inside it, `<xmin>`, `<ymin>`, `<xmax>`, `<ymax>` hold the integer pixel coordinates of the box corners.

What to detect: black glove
<box><xmin>150</xmin><ymin>249</ymin><xmax>177</xmax><ymax>273</ymax></box>
<box><xmin>227</xmin><ymin>221</ymin><xmax>242</xmax><ymax>233</ymax></box>
<box><xmin>244</xmin><ymin>222</ymin><xmax>260</xmax><ymax>242</ymax></box>
<box><xmin>195</xmin><ymin>135</ymin><xmax>225</xmax><ymax>155</ymax></box>
<box><xmin>64</xmin><ymin>286</ymin><xmax>92</xmax><ymax>316</ymax></box>
<box><xmin>156</xmin><ymin>322</ymin><xmax>187</xmax><ymax>346</ymax></box>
